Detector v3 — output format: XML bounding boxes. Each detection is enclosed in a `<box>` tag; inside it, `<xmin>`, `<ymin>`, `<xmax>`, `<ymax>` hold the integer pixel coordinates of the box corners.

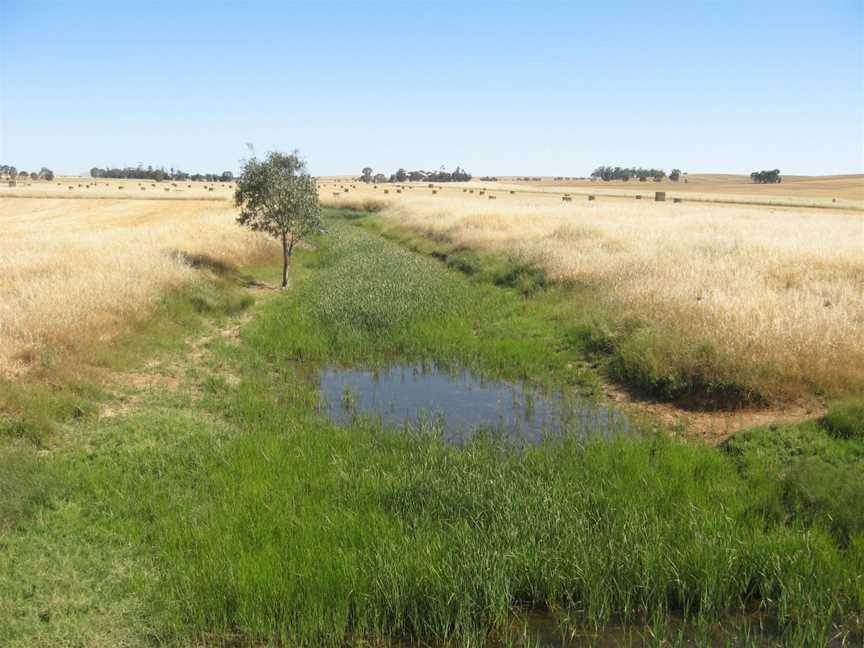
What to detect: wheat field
<box><xmin>323</xmin><ymin>185</ymin><xmax>864</xmax><ymax>399</ymax></box>
<box><xmin>0</xmin><ymin>197</ymin><xmax>275</xmax><ymax>375</ymax></box>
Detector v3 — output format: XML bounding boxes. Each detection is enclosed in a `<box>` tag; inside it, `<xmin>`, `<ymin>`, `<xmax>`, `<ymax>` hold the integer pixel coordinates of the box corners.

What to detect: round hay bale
<box><xmin>655</xmin><ymin>191</ymin><xmax>666</xmax><ymax>202</ymax></box>
<box><xmin>588</xmin><ymin>195</ymin><xmax>595</xmax><ymax>201</ymax></box>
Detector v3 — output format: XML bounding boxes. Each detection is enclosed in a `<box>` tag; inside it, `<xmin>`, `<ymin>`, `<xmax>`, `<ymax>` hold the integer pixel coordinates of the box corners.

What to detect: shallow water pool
<box><xmin>319</xmin><ymin>362</ymin><xmax>629</xmax><ymax>445</ymax></box>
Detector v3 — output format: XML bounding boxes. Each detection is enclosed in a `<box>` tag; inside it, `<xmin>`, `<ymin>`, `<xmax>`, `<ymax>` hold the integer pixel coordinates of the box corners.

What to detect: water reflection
<box><xmin>319</xmin><ymin>363</ymin><xmax>629</xmax><ymax>445</ymax></box>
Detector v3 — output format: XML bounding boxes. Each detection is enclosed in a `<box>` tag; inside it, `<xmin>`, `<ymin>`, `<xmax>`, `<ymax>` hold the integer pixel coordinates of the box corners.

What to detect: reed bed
<box><xmin>0</xmin><ymin>198</ymin><xmax>275</xmax><ymax>375</ymax></box>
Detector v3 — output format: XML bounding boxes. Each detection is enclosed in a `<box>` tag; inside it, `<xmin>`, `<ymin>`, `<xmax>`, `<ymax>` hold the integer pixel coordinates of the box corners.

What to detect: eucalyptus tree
<box><xmin>235</xmin><ymin>150</ymin><xmax>322</xmax><ymax>288</ymax></box>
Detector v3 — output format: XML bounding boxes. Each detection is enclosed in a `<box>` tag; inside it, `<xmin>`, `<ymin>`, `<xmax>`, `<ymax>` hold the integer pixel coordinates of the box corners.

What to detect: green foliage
<box><xmin>823</xmin><ymin>397</ymin><xmax>864</xmax><ymax>439</ymax></box>
<box><xmin>750</xmin><ymin>169</ymin><xmax>782</xmax><ymax>184</ymax></box>
<box><xmin>235</xmin><ymin>150</ymin><xmax>323</xmax><ymax>287</ymax></box>
<box><xmin>608</xmin><ymin>325</ymin><xmax>754</xmax><ymax>404</ymax></box>
<box><xmin>724</xmin><ymin>415</ymin><xmax>864</xmax><ymax>544</ymax></box>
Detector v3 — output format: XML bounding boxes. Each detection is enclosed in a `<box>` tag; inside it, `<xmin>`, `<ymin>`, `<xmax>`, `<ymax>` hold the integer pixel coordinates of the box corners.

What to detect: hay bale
<box><xmin>68</xmin><ymin>186</ymin><xmax>74</xmax><ymax>190</ymax></box>
<box><xmin>510</xmin><ymin>190</ymin><xmax>515</xmax><ymax>194</ymax></box>
<box><xmin>141</xmin><ymin>187</ymin><xmax>146</xmax><ymax>191</ymax></box>
<box><xmin>343</xmin><ymin>188</ymin><xmax>349</xmax><ymax>193</ymax></box>
<box><xmin>432</xmin><ymin>190</ymin><xmax>437</xmax><ymax>194</ymax></box>
<box><xmin>588</xmin><ymin>195</ymin><xmax>595</xmax><ymax>201</ymax></box>
<box><xmin>332</xmin><ymin>192</ymin><xmax>340</xmax><ymax>197</ymax></box>
<box><xmin>673</xmin><ymin>198</ymin><xmax>682</xmax><ymax>204</ymax></box>
<box><xmin>655</xmin><ymin>191</ymin><xmax>666</xmax><ymax>202</ymax></box>
<box><xmin>636</xmin><ymin>195</ymin><xmax>642</xmax><ymax>200</ymax></box>
<box><xmin>428</xmin><ymin>183</ymin><xmax>434</xmax><ymax>188</ymax></box>
<box><xmin>118</xmin><ymin>186</ymin><xmax>124</xmax><ymax>190</ymax></box>
<box><xmin>463</xmin><ymin>188</ymin><xmax>467</xmax><ymax>192</ymax></box>
<box><xmin>488</xmin><ymin>195</ymin><xmax>496</xmax><ymax>200</ymax></box>
<box><xmin>164</xmin><ymin>188</ymin><xmax>170</xmax><ymax>192</ymax></box>
<box><xmin>209</xmin><ymin>187</ymin><xmax>214</xmax><ymax>192</ymax></box>
<box><xmin>469</xmin><ymin>189</ymin><xmax>474</xmax><ymax>194</ymax></box>
<box><xmin>562</xmin><ymin>196</ymin><xmax>572</xmax><ymax>202</ymax></box>
<box><xmin>396</xmin><ymin>189</ymin><xmax>402</xmax><ymax>193</ymax></box>
<box><xmin>383</xmin><ymin>189</ymin><xmax>389</xmax><ymax>194</ymax></box>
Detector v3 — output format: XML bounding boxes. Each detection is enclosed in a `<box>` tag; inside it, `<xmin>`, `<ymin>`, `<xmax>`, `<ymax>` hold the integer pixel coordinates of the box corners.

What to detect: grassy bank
<box><xmin>2</xmin><ymin>212</ymin><xmax>862</xmax><ymax>646</ymax></box>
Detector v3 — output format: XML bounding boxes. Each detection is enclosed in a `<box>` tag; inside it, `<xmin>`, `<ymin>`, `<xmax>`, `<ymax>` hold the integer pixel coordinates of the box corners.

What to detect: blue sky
<box><xmin>2</xmin><ymin>1</ymin><xmax>862</xmax><ymax>176</ymax></box>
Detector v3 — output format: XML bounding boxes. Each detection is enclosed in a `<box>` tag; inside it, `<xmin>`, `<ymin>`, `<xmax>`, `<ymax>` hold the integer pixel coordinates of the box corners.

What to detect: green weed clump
<box><xmin>823</xmin><ymin>397</ymin><xmax>864</xmax><ymax>439</ymax></box>
<box><xmin>723</xmin><ymin>413</ymin><xmax>864</xmax><ymax>544</ymax></box>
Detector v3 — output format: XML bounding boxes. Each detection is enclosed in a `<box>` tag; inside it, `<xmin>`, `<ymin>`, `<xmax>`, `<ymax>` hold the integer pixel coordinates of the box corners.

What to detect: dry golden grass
<box><xmin>323</xmin><ymin>185</ymin><xmax>864</xmax><ymax>400</ymax></box>
<box><xmin>0</xmin><ymin>198</ymin><xmax>275</xmax><ymax>375</ymax></box>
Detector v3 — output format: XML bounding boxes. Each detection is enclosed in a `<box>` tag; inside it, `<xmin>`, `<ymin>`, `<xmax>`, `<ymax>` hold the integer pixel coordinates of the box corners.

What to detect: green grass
<box><xmin>0</xmin><ymin>268</ymin><xmax>259</xmax><ymax>445</ymax></box>
<box><xmin>2</xmin><ymin>211</ymin><xmax>862</xmax><ymax>646</ymax></box>
<box><xmin>823</xmin><ymin>397</ymin><xmax>864</xmax><ymax>440</ymax></box>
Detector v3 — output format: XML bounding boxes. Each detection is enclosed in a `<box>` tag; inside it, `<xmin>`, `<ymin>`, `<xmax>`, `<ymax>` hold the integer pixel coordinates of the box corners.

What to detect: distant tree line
<box><xmin>1</xmin><ymin>164</ymin><xmax>54</xmax><ymax>182</ymax></box>
<box><xmin>89</xmin><ymin>165</ymin><xmax>235</xmax><ymax>183</ymax></box>
<box><xmin>359</xmin><ymin>166</ymin><xmax>472</xmax><ymax>184</ymax></box>
<box><xmin>591</xmin><ymin>166</ymin><xmax>683</xmax><ymax>182</ymax></box>
<box><xmin>750</xmin><ymin>169</ymin><xmax>781</xmax><ymax>184</ymax></box>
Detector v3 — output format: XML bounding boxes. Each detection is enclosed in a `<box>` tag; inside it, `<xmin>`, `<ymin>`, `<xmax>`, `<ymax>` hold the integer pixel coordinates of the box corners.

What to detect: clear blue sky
<box><xmin>2</xmin><ymin>1</ymin><xmax>862</xmax><ymax>176</ymax></box>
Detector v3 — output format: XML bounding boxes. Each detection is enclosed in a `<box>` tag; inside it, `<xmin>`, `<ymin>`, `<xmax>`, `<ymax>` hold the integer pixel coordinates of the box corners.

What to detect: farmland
<box><xmin>1</xmin><ymin>183</ymin><xmax>863</xmax><ymax>646</ymax></box>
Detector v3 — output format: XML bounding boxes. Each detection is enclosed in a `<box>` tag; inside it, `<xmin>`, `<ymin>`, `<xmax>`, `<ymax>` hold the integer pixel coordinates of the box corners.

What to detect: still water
<box><xmin>319</xmin><ymin>363</ymin><xmax>629</xmax><ymax>445</ymax></box>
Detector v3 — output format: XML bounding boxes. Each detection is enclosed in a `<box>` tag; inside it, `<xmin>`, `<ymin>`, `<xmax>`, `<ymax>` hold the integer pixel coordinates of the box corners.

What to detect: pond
<box><xmin>319</xmin><ymin>362</ymin><xmax>630</xmax><ymax>445</ymax></box>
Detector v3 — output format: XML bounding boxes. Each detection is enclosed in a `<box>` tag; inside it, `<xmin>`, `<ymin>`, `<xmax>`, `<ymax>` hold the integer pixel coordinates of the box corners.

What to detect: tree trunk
<box><xmin>281</xmin><ymin>234</ymin><xmax>289</xmax><ymax>288</ymax></box>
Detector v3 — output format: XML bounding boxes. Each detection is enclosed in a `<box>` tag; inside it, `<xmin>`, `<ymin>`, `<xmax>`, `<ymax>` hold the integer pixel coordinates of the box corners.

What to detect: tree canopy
<box><xmin>235</xmin><ymin>151</ymin><xmax>322</xmax><ymax>288</ymax></box>
<box><xmin>89</xmin><ymin>165</ymin><xmax>235</xmax><ymax>182</ymax></box>
<box><xmin>750</xmin><ymin>169</ymin><xmax>781</xmax><ymax>184</ymax></box>
<box><xmin>590</xmin><ymin>166</ymin><xmax>669</xmax><ymax>181</ymax></box>
<box><xmin>358</xmin><ymin>165</ymin><xmax>472</xmax><ymax>183</ymax></box>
